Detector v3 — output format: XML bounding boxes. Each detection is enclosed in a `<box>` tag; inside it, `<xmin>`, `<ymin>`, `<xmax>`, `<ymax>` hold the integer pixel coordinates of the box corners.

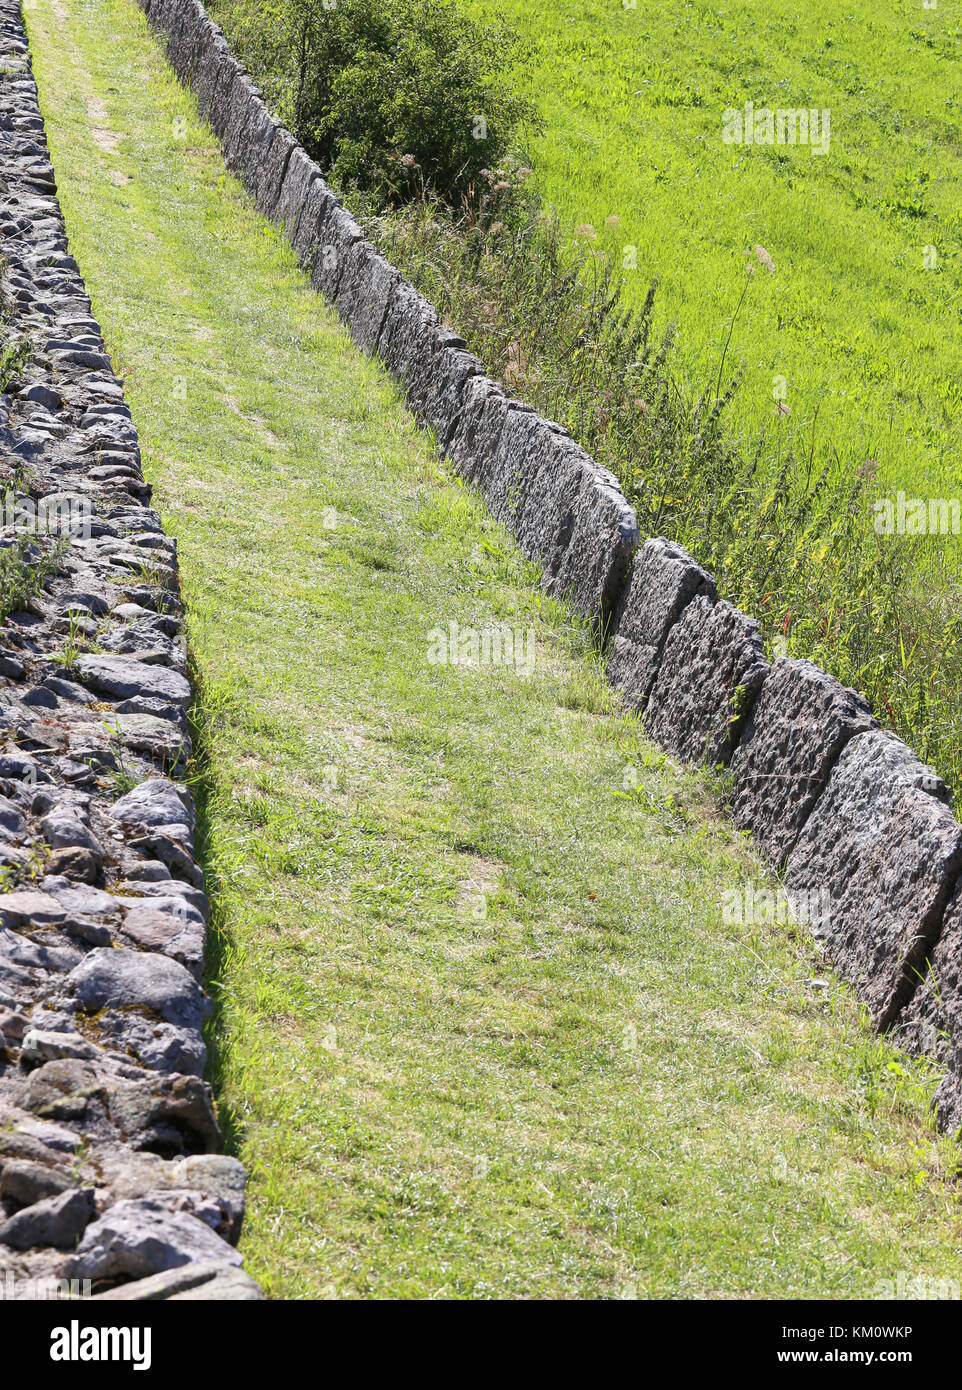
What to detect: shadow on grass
<box><xmin>186</xmin><ymin>647</ymin><xmax>245</xmax><ymax>1161</ymax></box>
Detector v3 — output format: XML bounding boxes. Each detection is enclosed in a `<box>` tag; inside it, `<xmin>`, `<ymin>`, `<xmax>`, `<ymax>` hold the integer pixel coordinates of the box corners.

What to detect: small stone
<box><xmin>0</xmin><ymin>1187</ymin><xmax>96</xmax><ymax>1250</ymax></box>
<box><xmin>0</xmin><ymin>1156</ymin><xmax>73</xmax><ymax>1207</ymax></box>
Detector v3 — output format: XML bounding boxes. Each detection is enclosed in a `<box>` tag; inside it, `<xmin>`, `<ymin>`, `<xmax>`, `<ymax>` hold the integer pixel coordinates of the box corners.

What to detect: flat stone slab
<box><xmin>93</xmin><ymin>1258</ymin><xmax>263</xmax><ymax>1301</ymax></box>
<box><xmin>607</xmin><ymin>537</ymin><xmax>716</xmax><ymax>710</ymax></box>
<box><xmin>785</xmin><ymin>729</ymin><xmax>962</xmax><ymax>1028</ymax></box>
<box><xmin>645</xmin><ymin>596</ymin><xmax>769</xmax><ymax>766</ymax></box>
<box><xmin>76</xmin><ymin>654</ymin><xmax>191</xmax><ymax>706</ymax></box>
<box><xmin>729</xmin><ymin>657</ymin><xmax>877</xmax><ymax>867</ymax></box>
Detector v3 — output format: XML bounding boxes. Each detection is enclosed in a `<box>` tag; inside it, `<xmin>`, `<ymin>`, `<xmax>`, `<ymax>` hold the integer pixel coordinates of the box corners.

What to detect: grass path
<box><xmin>22</xmin><ymin>0</ymin><xmax>962</xmax><ymax>1298</ymax></box>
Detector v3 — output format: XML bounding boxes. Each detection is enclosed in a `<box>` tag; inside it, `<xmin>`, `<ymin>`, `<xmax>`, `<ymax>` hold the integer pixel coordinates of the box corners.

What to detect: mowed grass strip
<box><xmin>466</xmin><ymin>0</ymin><xmax>962</xmax><ymax>526</ymax></box>
<box><xmin>24</xmin><ymin>0</ymin><xmax>962</xmax><ymax>1299</ymax></box>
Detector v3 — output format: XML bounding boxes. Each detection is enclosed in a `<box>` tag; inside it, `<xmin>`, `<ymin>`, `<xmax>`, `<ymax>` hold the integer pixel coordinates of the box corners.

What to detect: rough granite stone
<box><xmin>255</xmin><ymin>123</ymin><xmax>296</xmax><ymax>222</ymax></box>
<box><xmin>332</xmin><ymin>239</ymin><xmax>399</xmax><ymax>352</ymax></box>
<box><xmin>607</xmin><ymin>537</ymin><xmax>716</xmax><ymax>710</ymax></box>
<box><xmin>292</xmin><ymin>174</ymin><xmax>341</xmax><ymax>269</ymax></box>
<box><xmin>274</xmin><ymin>145</ymin><xmax>321</xmax><ymax>246</ymax></box>
<box><xmin>221</xmin><ymin>75</ymin><xmax>262</xmax><ymax>176</ymax></box>
<box><xmin>76</xmin><ymin>655</ymin><xmax>191</xmax><ymax>706</ymax></box>
<box><xmin>64</xmin><ymin>1199</ymin><xmax>242</xmax><ymax>1281</ymax></box>
<box><xmin>730</xmin><ymin>658</ymin><xmax>878</xmax><ymax>867</ymax></box>
<box><xmin>645</xmin><ymin>596</ymin><xmax>769</xmax><ymax>766</ymax></box>
<box><xmin>444</xmin><ymin>375</ymin><xmax>511</xmax><ymax>486</ymax></box>
<box><xmin>785</xmin><ymin>730</ymin><xmax>962</xmax><ymax>1028</ymax></box>
<box><xmin>0</xmin><ymin>1187</ymin><xmax>96</xmax><ymax>1251</ymax></box>
<box><xmin>892</xmin><ymin>883</ymin><xmax>962</xmax><ymax>1133</ymax></box>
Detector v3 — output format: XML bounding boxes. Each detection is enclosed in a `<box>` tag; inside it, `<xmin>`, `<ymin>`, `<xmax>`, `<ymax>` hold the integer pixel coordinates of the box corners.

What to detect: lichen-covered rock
<box><xmin>645</xmin><ymin>596</ymin><xmax>769</xmax><ymax>766</ymax></box>
<box><xmin>333</xmin><ymin>241</ymin><xmax>400</xmax><ymax>355</ymax></box>
<box><xmin>730</xmin><ymin>658</ymin><xmax>877</xmax><ymax>867</ymax></box>
<box><xmin>785</xmin><ymin>730</ymin><xmax>962</xmax><ymax>1028</ymax></box>
<box><xmin>607</xmin><ymin>538</ymin><xmax>716</xmax><ymax>710</ymax></box>
<box><xmin>64</xmin><ymin>948</ymin><xmax>211</xmax><ymax>1033</ymax></box>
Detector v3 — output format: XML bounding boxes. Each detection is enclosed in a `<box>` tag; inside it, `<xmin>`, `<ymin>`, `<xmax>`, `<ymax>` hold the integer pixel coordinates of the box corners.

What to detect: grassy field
<box><xmin>23</xmin><ymin>0</ymin><xmax>962</xmax><ymax>1298</ymax></box>
<box><xmin>465</xmin><ymin>0</ymin><xmax>962</xmax><ymax>536</ymax></box>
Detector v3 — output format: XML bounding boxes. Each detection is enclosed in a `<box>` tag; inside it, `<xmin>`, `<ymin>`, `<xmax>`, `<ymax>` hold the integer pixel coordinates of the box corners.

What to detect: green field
<box><xmin>23</xmin><ymin>0</ymin><xmax>962</xmax><ymax>1299</ymax></box>
<box><xmin>465</xmin><ymin>0</ymin><xmax>962</xmax><ymax>527</ymax></box>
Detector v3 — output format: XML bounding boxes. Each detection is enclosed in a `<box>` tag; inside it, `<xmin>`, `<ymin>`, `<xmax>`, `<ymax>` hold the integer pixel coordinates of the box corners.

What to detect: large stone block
<box><xmin>169</xmin><ymin>0</ymin><xmax>205</xmax><ymax>83</ymax></box>
<box><xmin>784</xmin><ymin>730</ymin><xmax>962</xmax><ymax>1028</ymax></box>
<box><xmin>377</xmin><ymin>280</ymin><xmax>442</xmax><ymax>410</ymax></box>
<box><xmin>645</xmin><ymin>595</ymin><xmax>769</xmax><ymax>766</ymax></box>
<box><xmin>420</xmin><ymin>346</ymin><xmax>484</xmax><ymax>447</ymax></box>
<box><xmin>274</xmin><ymin>145</ymin><xmax>321</xmax><ymax>246</ymax></box>
<box><xmin>729</xmin><ymin>658</ymin><xmax>877</xmax><ymax>868</ymax></box>
<box><xmin>190</xmin><ymin>27</ymin><xmax>227</xmax><ymax>124</ymax></box>
<box><xmin>208</xmin><ymin>54</ymin><xmax>245</xmax><ymax>144</ymax></box>
<box><xmin>333</xmin><ymin>240</ymin><xmax>400</xmax><ymax>353</ymax></box>
<box><xmin>508</xmin><ymin>427</ymin><xmax>638</xmax><ymax>626</ymax></box>
<box><xmin>892</xmin><ymin>883</ymin><xmax>962</xmax><ymax>1132</ymax></box>
<box><xmin>444</xmin><ymin>375</ymin><xmax>511</xmax><ymax>487</ymax></box>
<box><xmin>236</xmin><ymin>101</ymin><xmax>276</xmax><ymax>201</ymax></box>
<box><xmin>306</xmin><ymin>199</ymin><xmax>362</xmax><ymax>294</ymax></box>
<box><xmin>151</xmin><ymin>0</ymin><xmax>182</xmax><ymax>43</ymax></box>
<box><xmin>221</xmin><ymin>76</ymin><xmax>262</xmax><ymax>176</ymax></box>
<box><xmin>606</xmin><ymin>538</ymin><xmax>716</xmax><ymax>711</ymax></box>
<box><xmin>255</xmin><ymin>124</ymin><xmax>296</xmax><ymax>223</ymax></box>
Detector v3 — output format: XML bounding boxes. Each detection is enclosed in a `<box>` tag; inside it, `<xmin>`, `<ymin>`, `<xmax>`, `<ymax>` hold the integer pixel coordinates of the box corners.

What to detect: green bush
<box><xmin>213</xmin><ymin>0</ymin><xmax>534</xmax><ymax>204</ymax></box>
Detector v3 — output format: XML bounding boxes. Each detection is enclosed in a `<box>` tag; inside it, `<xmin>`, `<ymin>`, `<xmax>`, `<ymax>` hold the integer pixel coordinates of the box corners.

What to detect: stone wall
<box><xmin>0</xmin><ymin>0</ymin><xmax>261</xmax><ymax>1298</ymax></box>
<box><xmin>133</xmin><ymin>0</ymin><xmax>962</xmax><ymax>1137</ymax></box>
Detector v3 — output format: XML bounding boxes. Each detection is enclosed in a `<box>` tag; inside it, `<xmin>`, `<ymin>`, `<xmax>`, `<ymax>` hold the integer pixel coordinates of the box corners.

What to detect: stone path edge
<box><xmin>0</xmin><ymin>0</ymin><xmax>262</xmax><ymax>1299</ymax></box>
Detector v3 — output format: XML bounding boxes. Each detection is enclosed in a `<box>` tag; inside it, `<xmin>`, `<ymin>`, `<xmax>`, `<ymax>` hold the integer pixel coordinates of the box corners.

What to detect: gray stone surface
<box><xmin>293</xmin><ymin>173</ymin><xmax>341</xmax><ymax>269</ymax></box>
<box><xmin>189</xmin><ymin>25</ymin><xmax>228</xmax><ymax>125</ymax></box>
<box><xmin>169</xmin><ymin>1</ymin><xmax>207</xmax><ymax>85</ymax></box>
<box><xmin>109</xmin><ymin>778</ymin><xmax>193</xmax><ymax>835</ymax></box>
<box><xmin>64</xmin><ymin>1198</ymin><xmax>243</xmax><ymax>1281</ymax></box>
<box><xmin>444</xmin><ymin>374</ymin><xmax>511</xmax><ymax>487</ymax></box>
<box><xmin>892</xmin><ymin>883</ymin><xmax>962</xmax><ymax>1132</ymax></box>
<box><xmin>785</xmin><ymin>730</ymin><xmax>962</xmax><ymax>1028</ymax></box>
<box><xmin>730</xmin><ymin>658</ymin><xmax>878</xmax><ymax>867</ymax></box>
<box><xmin>0</xmin><ymin>1187</ymin><xmax>96</xmax><ymax>1251</ymax></box>
<box><xmin>64</xmin><ymin>948</ymin><xmax>211</xmax><ymax>1032</ymax></box>
<box><xmin>93</xmin><ymin>1258</ymin><xmax>263</xmax><ymax>1300</ymax></box>
<box><xmin>208</xmin><ymin>52</ymin><xmax>245</xmax><ymax>144</ymax></box>
<box><xmin>645</xmin><ymin>596</ymin><xmax>769</xmax><ymax>766</ymax></box>
<box><xmin>76</xmin><ymin>654</ymin><xmax>191</xmax><ymax>705</ymax></box>
<box><xmin>274</xmin><ymin>144</ymin><xmax>321</xmax><ymax>245</ymax></box>
<box><xmin>377</xmin><ymin>279</ymin><xmax>441</xmax><ymax>412</ymax></box>
<box><xmin>255</xmin><ymin>123</ymin><xmax>296</xmax><ymax>222</ymax></box>
<box><xmin>607</xmin><ymin>537</ymin><xmax>716</xmax><ymax>711</ymax></box>
<box><xmin>332</xmin><ymin>238</ymin><xmax>399</xmax><ymax>352</ymax></box>
<box><xmin>221</xmin><ymin>74</ymin><xmax>261</xmax><ymax>176</ymax></box>
<box><xmin>236</xmin><ymin>99</ymin><xmax>276</xmax><ymax>200</ymax></box>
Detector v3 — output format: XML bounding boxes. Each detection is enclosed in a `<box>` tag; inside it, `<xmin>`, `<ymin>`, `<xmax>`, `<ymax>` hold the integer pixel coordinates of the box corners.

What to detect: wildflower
<box><xmin>400</xmin><ymin>153</ymin><xmax>417</xmax><ymax>168</ymax></box>
<box><xmin>575</xmin><ymin>223</ymin><xmax>597</xmax><ymax>239</ymax></box>
<box><xmin>606</xmin><ymin>214</ymin><xmax>621</xmax><ymax>229</ymax></box>
<box><xmin>754</xmin><ymin>243</ymin><xmax>776</xmax><ymax>273</ymax></box>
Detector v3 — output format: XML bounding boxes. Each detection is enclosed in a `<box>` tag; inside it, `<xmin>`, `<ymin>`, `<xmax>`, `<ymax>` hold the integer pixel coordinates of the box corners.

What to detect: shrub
<box><xmin>212</xmin><ymin>0</ymin><xmax>535</xmax><ymax>204</ymax></box>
